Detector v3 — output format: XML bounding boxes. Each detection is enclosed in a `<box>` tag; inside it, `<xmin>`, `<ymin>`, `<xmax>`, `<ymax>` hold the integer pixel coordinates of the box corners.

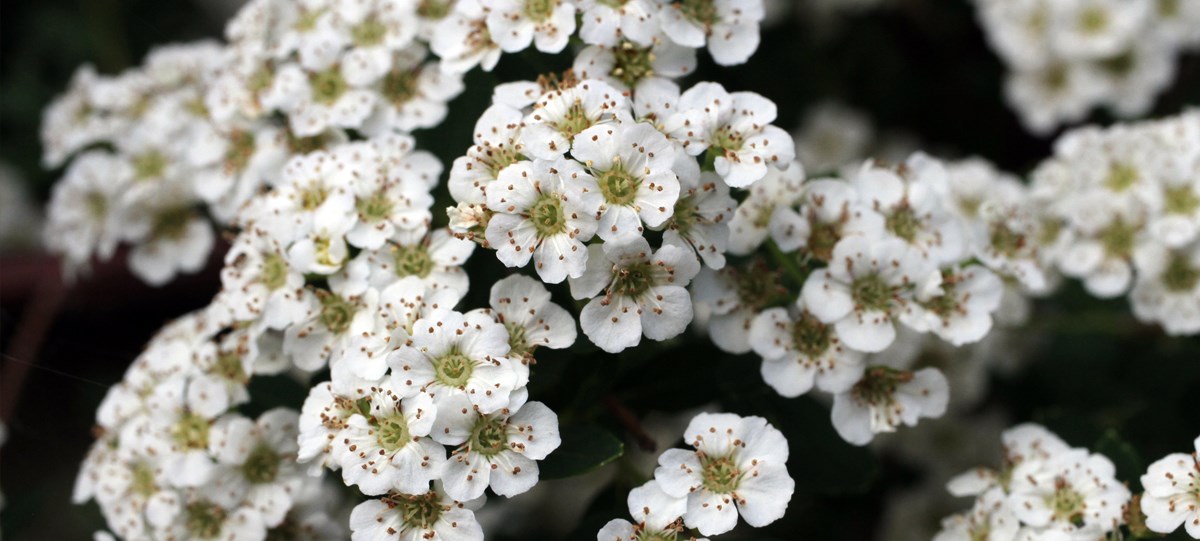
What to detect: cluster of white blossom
<box><xmin>1140</xmin><ymin>433</ymin><xmax>1200</xmax><ymax>538</ymax></box>
<box><xmin>599</xmin><ymin>412</ymin><xmax>794</xmax><ymax>539</ymax></box>
<box><xmin>972</xmin><ymin>0</ymin><xmax>1200</xmax><ymax>134</ymax></box>
<box><xmin>446</xmin><ymin>70</ymin><xmax>795</xmax><ymax>354</ymax></box>
<box><xmin>692</xmin><ymin>148</ymin><xmax>1072</xmax><ymax>445</ymax></box>
<box><xmin>1029</xmin><ymin>110</ymin><xmax>1200</xmax><ymax>334</ymax></box>
<box><xmin>73</xmin><ymin>304</ymin><xmax>345</xmax><ymax>541</ymax></box>
<box><xmin>936</xmin><ymin>423</ymin><xmax>1132</xmax><ymax>541</ymax></box>
<box><xmin>41</xmin><ymin>43</ymin><xmax>229</xmax><ymax>284</ymax></box>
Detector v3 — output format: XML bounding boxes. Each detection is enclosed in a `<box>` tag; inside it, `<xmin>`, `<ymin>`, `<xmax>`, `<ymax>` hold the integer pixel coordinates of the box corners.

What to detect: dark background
<box><xmin>2</xmin><ymin>1</ymin><xmax>1198</xmax><ymax>539</ymax></box>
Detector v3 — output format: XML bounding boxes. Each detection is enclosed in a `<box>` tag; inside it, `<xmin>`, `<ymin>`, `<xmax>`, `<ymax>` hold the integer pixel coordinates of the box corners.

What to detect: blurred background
<box><xmin>2</xmin><ymin>0</ymin><xmax>1199</xmax><ymax>539</ymax></box>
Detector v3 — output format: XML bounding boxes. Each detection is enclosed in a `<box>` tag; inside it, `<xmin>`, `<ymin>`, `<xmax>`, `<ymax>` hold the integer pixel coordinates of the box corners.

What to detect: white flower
<box><xmin>1140</xmin><ymin>434</ymin><xmax>1200</xmax><ymax>538</ymax></box>
<box><xmin>1130</xmin><ymin>242</ymin><xmax>1200</xmax><ymax>335</ymax></box>
<box><xmin>749</xmin><ymin>300</ymin><xmax>866</xmax><ymax>398</ymax></box>
<box><xmin>431</xmin><ymin>0</ymin><xmax>502</xmax><ymax>74</ymax></box>
<box><xmin>220</xmin><ymin>230</ymin><xmax>309</xmax><ymax>329</ymax></box>
<box><xmin>661</xmin><ymin>171</ymin><xmax>736</xmax><ymax>269</ymax></box>
<box><xmin>767</xmin><ymin>177</ymin><xmax>884</xmax><ymax>262</ymax></box>
<box><xmin>484</xmin><ymin>274</ymin><xmax>578</xmax><ymax>360</ymax></box>
<box><xmin>690</xmin><ymin>261</ymin><xmax>785</xmax><ymax>354</ymax></box>
<box><xmin>486</xmin><ymin>158</ymin><xmax>603</xmax><ymax>283</ymax></box>
<box><xmin>669</xmin><ymin>82</ymin><xmax>794</xmax><ymax>187</ymax></box>
<box><xmin>725</xmin><ymin>161</ymin><xmax>807</xmax><ymax>256</ymax></box>
<box><xmin>850</xmin><ymin>154</ymin><xmax>966</xmax><ymax>265</ymax></box>
<box><xmin>207</xmin><ymin>409</ymin><xmax>304</xmax><ymax>527</ymax></box>
<box><xmin>1006</xmin><ymin>448</ymin><xmax>1131</xmax><ymax>533</ymax></box>
<box><xmin>801</xmin><ymin>235</ymin><xmax>935</xmax><ymax>353</ymax></box>
<box><xmin>522</xmin><ymin>79</ymin><xmax>630</xmax><ymax>160</ymax></box>
<box><xmin>578</xmin><ymin>0</ymin><xmax>660</xmax><ymax>47</ymax></box>
<box><xmin>43</xmin><ymin>151</ymin><xmax>131</xmax><ymax>276</ymax></box>
<box><xmin>1049</xmin><ymin>0</ymin><xmax>1149</xmax><ymax>60</ymax></box>
<box><xmin>653</xmin><ymin>412</ymin><xmax>795</xmax><ymax>536</ymax></box>
<box><xmin>386</xmin><ymin>308</ymin><xmax>521</xmax><ymax>413</ymax></box>
<box><xmin>335</xmin><ymin>384</ymin><xmax>445</xmax><ymax>496</ymax></box>
<box><xmin>432</xmin><ymin>394</ymin><xmax>561</xmax><ymax>500</ymax></box>
<box><xmin>361</xmin><ymin>47</ymin><xmax>466</xmax><ymax>134</ymax></box>
<box><xmin>901</xmin><ymin>265</ymin><xmax>1005</xmax><ymax>346</ymax></box>
<box><xmin>1057</xmin><ymin>192</ymin><xmax>1145</xmax><ymax>298</ymax></box>
<box><xmin>337</xmin><ymin>135</ymin><xmax>437</xmax><ymax>250</ymax></box>
<box><xmin>483</xmin><ymin>0</ymin><xmax>577</xmax><ymax>53</ymax></box>
<box><xmin>146</xmin><ymin>490</ymin><xmax>268</xmax><ymax>541</ymax></box>
<box><xmin>658</xmin><ymin>0</ymin><xmax>765</xmax><ymax>66</ymax></box>
<box><xmin>449</xmin><ymin>103</ymin><xmax>527</xmax><ymax>206</ymax></box>
<box><xmin>597</xmin><ymin>480</ymin><xmax>709</xmax><ymax>541</ymax></box>
<box><xmin>573</xmin><ymin>39</ymin><xmax>697</xmax><ymax>92</ymax></box>
<box><xmin>363</xmin><ymin>227</ymin><xmax>476</xmax><ymax>293</ymax></box>
<box><xmin>283</xmin><ymin>286</ymin><xmax>379</xmax><ymax>372</ymax></box>
<box><xmin>570</xmin><ymin>235</ymin><xmax>701</xmax><ymax>353</ymax></box>
<box><xmin>829</xmin><ymin>366</ymin><xmax>949</xmax><ymax>446</ymax></box>
<box><xmin>348</xmin><ymin>486</ymin><xmax>484</xmax><ymax>541</ymax></box>
<box><xmin>256</xmin><ymin>151</ymin><xmax>356</xmax><ymax>246</ymax></box>
<box><xmin>574</xmin><ymin>121</ymin><xmax>681</xmax><ymax>241</ymax></box>
<box><xmin>933</xmin><ymin>488</ymin><xmax>1020</xmax><ymax>541</ymax></box>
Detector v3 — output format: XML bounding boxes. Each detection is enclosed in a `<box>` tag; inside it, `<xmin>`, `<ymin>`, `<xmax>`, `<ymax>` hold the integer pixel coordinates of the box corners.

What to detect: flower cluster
<box><xmin>691</xmin><ymin>149</ymin><xmax>1070</xmax><ymax>445</ymax></box>
<box><xmin>936</xmin><ymin>423</ymin><xmax>1132</xmax><ymax>540</ymax></box>
<box><xmin>599</xmin><ymin>412</ymin><xmax>794</xmax><ymax>539</ymax></box>
<box><xmin>1029</xmin><ymin>110</ymin><xmax>1200</xmax><ymax>334</ymax></box>
<box><xmin>972</xmin><ymin>0</ymin><xmax>1200</xmax><ymax>133</ymax></box>
<box><xmin>73</xmin><ymin>305</ymin><xmax>344</xmax><ymax>541</ymax></box>
<box><xmin>447</xmin><ymin>73</ymin><xmax>795</xmax><ymax>353</ymax></box>
<box><xmin>1140</xmin><ymin>433</ymin><xmax>1200</xmax><ymax>538</ymax></box>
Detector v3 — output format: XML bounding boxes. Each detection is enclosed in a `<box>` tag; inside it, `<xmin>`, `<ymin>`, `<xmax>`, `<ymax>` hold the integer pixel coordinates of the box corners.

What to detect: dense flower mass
<box><xmin>37</xmin><ymin>0</ymin><xmax>1200</xmax><ymax>540</ymax></box>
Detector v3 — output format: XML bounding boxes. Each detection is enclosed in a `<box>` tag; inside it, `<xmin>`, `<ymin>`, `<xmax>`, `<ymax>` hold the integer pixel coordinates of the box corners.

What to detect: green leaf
<box><xmin>539</xmin><ymin>425</ymin><xmax>624</xmax><ymax>480</ymax></box>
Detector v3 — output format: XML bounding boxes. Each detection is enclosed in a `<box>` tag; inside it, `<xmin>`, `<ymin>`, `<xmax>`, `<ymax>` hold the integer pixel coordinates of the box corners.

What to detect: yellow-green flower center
<box><xmin>309</xmin><ymin>67</ymin><xmax>347</xmax><ymax>106</ymax></box>
<box><xmin>318</xmin><ymin>293</ymin><xmax>357</xmax><ymax>334</ymax></box>
<box><xmin>172</xmin><ymin>412</ymin><xmax>211</xmax><ymax>450</ymax></box>
<box><xmin>151</xmin><ymin>207</ymin><xmax>193</xmax><ymax>240</ymax></box>
<box><xmin>1098</xmin><ymin>218</ymin><xmax>1138</xmax><ymax>258</ymax></box>
<box><xmin>468</xmin><ymin>415</ymin><xmax>509</xmax><ymax>457</ymax></box>
<box><xmin>134</xmin><ymin>150</ymin><xmax>168</xmax><ymax>181</ymax></box>
<box><xmin>375</xmin><ymin>414</ymin><xmax>412</xmax><ymax>452</ymax></box>
<box><xmin>524</xmin><ymin>0</ymin><xmax>555</xmax><ymax>21</ymax></box>
<box><xmin>351</xmin><ymin>19</ymin><xmax>387</xmax><ymax>47</ymax></box>
<box><xmin>700</xmin><ymin>453</ymin><xmax>742</xmax><ymax>494</ymax></box>
<box><xmin>185</xmin><ymin>500</ymin><xmax>227</xmax><ymax>539</ymax></box>
<box><xmin>242</xmin><ymin>444</ymin><xmax>281</xmax><ymax>484</ymax></box>
<box><xmin>611</xmin><ymin>261</ymin><xmax>655</xmax><ymax>298</ymax></box>
<box><xmin>529</xmin><ymin>193</ymin><xmax>567</xmax><ymax>237</ymax></box>
<box><xmin>357</xmin><ymin>191</ymin><xmax>395</xmax><ymax>222</ymax></box>
<box><xmin>1162</xmin><ymin>253</ymin><xmax>1200</xmax><ymax>292</ymax></box>
<box><xmin>851</xmin><ymin>274</ymin><xmax>893</xmax><ymax>312</ymax></box>
<box><xmin>261</xmin><ymin>253</ymin><xmax>289</xmax><ymax>290</ymax></box>
<box><xmin>392</xmin><ymin>245</ymin><xmax>435</xmax><ymax>278</ymax></box>
<box><xmin>610</xmin><ymin>42</ymin><xmax>656</xmax><ymax>88</ymax></box>
<box><xmin>596</xmin><ymin>162</ymin><xmax>641</xmax><ymax>206</ymax></box>
<box><xmin>792</xmin><ymin>312</ymin><xmax>833</xmax><ymax>359</ymax></box>
<box><xmin>433</xmin><ymin>349</ymin><xmax>475</xmax><ymax>387</ymax></box>
<box><xmin>382</xmin><ymin>66</ymin><xmax>421</xmax><ymax>108</ymax></box>
<box><xmin>886</xmin><ymin>206</ymin><xmax>920</xmax><ymax>242</ymax></box>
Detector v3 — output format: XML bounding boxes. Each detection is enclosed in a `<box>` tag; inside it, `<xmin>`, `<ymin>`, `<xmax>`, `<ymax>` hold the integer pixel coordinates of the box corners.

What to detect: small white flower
<box><xmin>220</xmin><ymin>230</ymin><xmax>309</xmax><ymax>329</ymax></box>
<box><xmin>363</xmin><ymin>227</ymin><xmax>476</xmax><ymax>293</ymax></box>
<box><xmin>570</xmin><ymin>235</ymin><xmax>701</xmax><ymax>353</ymax></box>
<box><xmin>387</xmin><ymin>308</ymin><xmax>521</xmax><ymax>413</ymax></box>
<box><xmin>933</xmin><ymin>488</ymin><xmax>1020</xmax><ymax>541</ymax></box>
<box><xmin>449</xmin><ymin>103</ymin><xmax>527</xmax><ymax>206</ymax></box>
<box><xmin>284</xmin><ymin>286</ymin><xmax>379</xmax><ymax>372</ymax></box>
<box><xmin>658</xmin><ymin>0</ymin><xmax>765</xmax><ymax>66</ymax></box>
<box><xmin>43</xmin><ymin>151</ymin><xmax>132</xmax><ymax>276</ymax></box>
<box><xmin>597</xmin><ymin>480</ymin><xmax>709</xmax><ymax>541</ymax></box>
<box><xmin>749</xmin><ymin>299</ymin><xmax>866</xmax><ymax>398</ymax></box>
<box><xmin>573</xmin><ymin>39</ymin><xmax>697</xmax><ymax>92</ymax></box>
<box><xmin>1006</xmin><ymin>448</ymin><xmax>1131</xmax><ymax>533</ymax></box>
<box><xmin>901</xmin><ymin>265</ymin><xmax>1005</xmax><ymax>346</ymax></box>
<box><xmin>431</xmin><ymin>0</ymin><xmax>503</xmax><ymax>74</ymax></box>
<box><xmin>661</xmin><ymin>171</ymin><xmax>736</xmax><ymax>269</ymax></box>
<box><xmin>727</xmin><ymin>163</ymin><xmax>806</xmax><ymax>256</ymax></box>
<box><xmin>653</xmin><ymin>412</ymin><xmax>795</xmax><ymax>536</ymax></box>
<box><xmin>574</xmin><ymin>121</ymin><xmax>681</xmax><ymax>241</ymax></box>
<box><xmin>146</xmin><ymin>490</ymin><xmax>268</xmax><ymax>541</ymax></box>
<box><xmin>483</xmin><ymin>0</ymin><xmax>577</xmax><ymax>53</ymax></box>
<box><xmin>669</xmin><ymin>82</ymin><xmax>794</xmax><ymax>187</ymax></box>
<box><xmin>801</xmin><ymin>235</ymin><xmax>935</xmax><ymax>353</ymax></box>
<box><xmin>335</xmin><ymin>384</ymin><xmax>445</xmax><ymax>496</ymax></box>
<box><xmin>349</xmin><ymin>486</ymin><xmax>484</xmax><ymax>541</ymax></box>
<box><xmin>486</xmin><ymin>158</ymin><xmax>603</xmax><ymax>283</ymax></box>
<box><xmin>691</xmin><ymin>260</ymin><xmax>786</xmax><ymax>354</ymax></box>
<box><xmin>850</xmin><ymin>154</ymin><xmax>966</xmax><ymax>265</ymax></box>
<box><xmin>207</xmin><ymin>409</ymin><xmax>304</xmax><ymax>527</ymax></box>
<box><xmin>767</xmin><ymin>177</ymin><xmax>885</xmax><ymax>262</ymax></box>
<box><xmin>1130</xmin><ymin>241</ymin><xmax>1200</xmax><ymax>335</ymax></box>
<box><xmin>484</xmin><ymin>274</ymin><xmax>578</xmax><ymax>360</ymax></box>
<box><xmin>1140</xmin><ymin>434</ymin><xmax>1200</xmax><ymax>538</ymax></box>
<box><xmin>578</xmin><ymin>0</ymin><xmax>660</xmax><ymax>47</ymax></box>
<box><xmin>829</xmin><ymin>366</ymin><xmax>949</xmax><ymax>446</ymax></box>
<box><xmin>361</xmin><ymin>47</ymin><xmax>466</xmax><ymax>134</ymax></box>
<box><xmin>432</xmin><ymin>394</ymin><xmax>561</xmax><ymax>500</ymax></box>
<box><xmin>522</xmin><ymin>79</ymin><xmax>630</xmax><ymax>160</ymax></box>
<box><xmin>337</xmin><ymin>135</ymin><xmax>437</xmax><ymax>250</ymax></box>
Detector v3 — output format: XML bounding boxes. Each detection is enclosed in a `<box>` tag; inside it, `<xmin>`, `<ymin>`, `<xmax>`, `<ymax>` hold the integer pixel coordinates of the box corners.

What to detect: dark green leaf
<box><xmin>539</xmin><ymin>425</ymin><xmax>624</xmax><ymax>480</ymax></box>
<box><xmin>1094</xmin><ymin>429</ymin><xmax>1143</xmax><ymax>491</ymax></box>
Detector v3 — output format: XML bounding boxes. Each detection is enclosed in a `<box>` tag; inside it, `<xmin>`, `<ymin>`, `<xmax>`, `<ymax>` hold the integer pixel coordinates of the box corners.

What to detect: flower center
<box><xmin>1104</xmin><ymin>162</ymin><xmax>1139</xmax><ymax>192</ymax></box>
<box><xmin>851</xmin><ymin>367</ymin><xmax>911</xmax><ymax>405</ymax></box>
<box><xmin>224</xmin><ymin>130</ymin><xmax>256</xmax><ymax>174</ymax></box>
<box><xmin>1047</xmin><ymin>482</ymin><xmax>1086</xmax><ymax>525</ymax></box>
<box><xmin>382</xmin><ymin>66</ymin><xmax>421</xmax><ymax>108</ymax></box>
<box><xmin>261</xmin><ymin>253</ymin><xmax>289</xmax><ymax>290</ymax></box>
<box><xmin>286</xmin><ymin>131</ymin><xmax>332</xmax><ymax>155</ymax></box>
<box><xmin>433</xmin><ymin>349</ymin><xmax>475</xmax><ymax>387</ymax></box>
<box><xmin>808</xmin><ymin>222</ymin><xmax>841</xmax><ymax>262</ymax></box>
<box><xmin>151</xmin><ymin>207</ymin><xmax>193</xmax><ymax>240</ymax></box>
<box><xmin>922</xmin><ymin>277</ymin><xmax>961</xmax><ymax>318</ymax></box>
<box><xmin>1098</xmin><ymin>218</ymin><xmax>1137</xmax><ymax>258</ymax></box>
<box><xmin>611</xmin><ymin>42</ymin><xmax>656</xmax><ymax>88</ymax></box>
<box><xmin>86</xmin><ymin>192</ymin><xmax>108</xmax><ymax>219</ymax></box>
<box><xmin>171</xmin><ymin>412</ymin><xmax>211</xmax><ymax>450</ymax></box>
<box><xmin>1099</xmin><ymin>51</ymin><xmax>1135</xmax><ymax>76</ymax></box>
<box><xmin>242</xmin><ymin>444</ymin><xmax>281</xmax><ymax>484</ymax></box>
<box><xmin>596</xmin><ymin>162</ymin><xmax>641</xmax><ymax>206</ymax></box>
<box><xmin>792</xmin><ymin>312</ymin><xmax>833</xmax><ymax>358</ymax></box>
<box><xmin>529</xmin><ymin>192</ymin><xmax>567</xmax><ymax>237</ymax></box>
<box><xmin>299</xmin><ymin>182</ymin><xmax>328</xmax><ymax>210</ymax></box>
<box><xmin>309</xmin><ymin>67</ymin><xmax>347</xmax><ymax>105</ymax></box>
<box><xmin>318</xmin><ymin>293</ymin><xmax>357</xmax><ymax>334</ymax></box>
<box><xmin>553</xmin><ymin>101</ymin><xmax>594</xmax><ymax>139</ymax></box>
<box><xmin>1159</xmin><ymin>0</ymin><xmax>1180</xmax><ymax>16</ymax></box>
<box><xmin>134</xmin><ymin>150</ymin><xmax>167</xmax><ymax>181</ymax></box>
<box><xmin>990</xmin><ymin>223</ymin><xmax>1026</xmax><ymax>257</ymax></box>
<box><xmin>351</xmin><ymin>19</ymin><xmax>387</xmax><ymax>47</ymax></box>
<box><xmin>392</xmin><ymin>244</ymin><xmax>435</xmax><ymax>278</ymax></box>
<box><xmin>611</xmin><ymin>261</ymin><xmax>655</xmax><ymax>299</ymax></box>
<box><xmin>216</xmin><ymin>351</ymin><xmax>248</xmax><ymax>384</ymax></box>
<box><xmin>1164</xmin><ymin>185</ymin><xmax>1200</xmax><ymax>215</ymax></box>
<box><xmin>1079</xmin><ymin>7</ymin><xmax>1109</xmax><ymax>33</ymax></box>
<box><xmin>523</xmin><ymin>0</ymin><xmax>555</xmax><ymax>21</ymax></box>
<box><xmin>375</xmin><ymin>414</ymin><xmax>412</xmax><ymax>452</ymax></box>
<box><xmin>1162</xmin><ymin>253</ymin><xmax>1200</xmax><ymax>292</ymax></box>
<box><xmin>418</xmin><ymin>0</ymin><xmax>453</xmax><ymax>18</ymax></box>
<box><xmin>468</xmin><ymin>415</ymin><xmax>509</xmax><ymax>457</ymax></box>
<box><xmin>851</xmin><ymin>274</ymin><xmax>893</xmax><ymax>312</ymax></box>
<box><xmin>668</xmin><ymin>195</ymin><xmax>698</xmax><ymax>236</ymax></box>
<box><xmin>391</xmin><ymin>491</ymin><xmax>444</xmax><ymax>529</ymax></box>
<box><xmin>700</xmin><ymin>453</ymin><xmax>742</xmax><ymax>494</ymax></box>
<box><xmin>680</xmin><ymin>0</ymin><xmax>718</xmax><ymax>27</ymax></box>
<box><xmin>483</xmin><ymin>146</ymin><xmax>525</xmax><ymax>178</ymax></box>
<box><xmin>506</xmin><ymin>322</ymin><xmax>530</xmax><ymax>359</ymax></box>
<box><xmin>357</xmin><ymin>191</ymin><xmax>395</xmax><ymax>222</ymax></box>
<box><xmin>131</xmin><ymin>461</ymin><xmax>157</xmax><ymax>498</ymax></box>
<box><xmin>730</xmin><ymin>261</ymin><xmax>785</xmax><ymax>308</ymax></box>
<box><xmin>185</xmin><ymin>500</ymin><xmax>227</xmax><ymax>539</ymax></box>
<box><xmin>885</xmin><ymin>206</ymin><xmax>920</xmax><ymax>242</ymax></box>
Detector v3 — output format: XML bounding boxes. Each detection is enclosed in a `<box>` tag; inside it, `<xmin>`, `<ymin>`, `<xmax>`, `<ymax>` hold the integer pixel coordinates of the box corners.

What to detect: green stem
<box><xmin>766</xmin><ymin>239</ymin><xmax>808</xmax><ymax>288</ymax></box>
